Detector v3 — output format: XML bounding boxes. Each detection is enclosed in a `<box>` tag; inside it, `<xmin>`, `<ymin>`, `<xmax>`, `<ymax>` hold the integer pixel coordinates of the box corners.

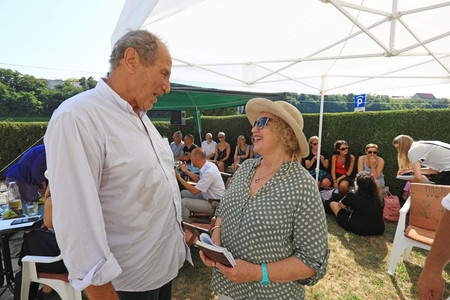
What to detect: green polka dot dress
<box><xmin>212</xmin><ymin>158</ymin><xmax>329</xmax><ymax>300</ymax></box>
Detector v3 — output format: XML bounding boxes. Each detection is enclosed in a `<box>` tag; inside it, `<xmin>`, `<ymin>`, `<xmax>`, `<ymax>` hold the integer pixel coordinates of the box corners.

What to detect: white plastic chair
<box><xmin>21</xmin><ymin>254</ymin><xmax>81</xmax><ymax>300</ymax></box>
<box><xmin>388</xmin><ymin>183</ymin><xmax>450</xmax><ymax>275</ymax></box>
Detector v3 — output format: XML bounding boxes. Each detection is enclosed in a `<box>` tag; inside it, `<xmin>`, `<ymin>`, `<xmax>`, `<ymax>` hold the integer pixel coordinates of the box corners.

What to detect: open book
<box><xmin>196</xmin><ymin>233</ymin><xmax>236</xmax><ymax>267</ymax></box>
<box><xmin>396</xmin><ymin>174</ymin><xmax>434</xmax><ymax>184</ymax></box>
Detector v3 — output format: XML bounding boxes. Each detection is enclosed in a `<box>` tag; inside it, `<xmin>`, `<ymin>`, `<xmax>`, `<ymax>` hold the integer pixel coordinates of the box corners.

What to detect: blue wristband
<box><xmin>259</xmin><ymin>263</ymin><xmax>270</xmax><ymax>285</ymax></box>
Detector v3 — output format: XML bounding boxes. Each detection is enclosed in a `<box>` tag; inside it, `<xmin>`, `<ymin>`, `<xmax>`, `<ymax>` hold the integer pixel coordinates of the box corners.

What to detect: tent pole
<box><xmin>195</xmin><ymin>109</ymin><xmax>202</xmax><ymax>145</ymax></box>
<box><xmin>315</xmin><ymin>77</ymin><xmax>326</xmax><ymax>185</ymax></box>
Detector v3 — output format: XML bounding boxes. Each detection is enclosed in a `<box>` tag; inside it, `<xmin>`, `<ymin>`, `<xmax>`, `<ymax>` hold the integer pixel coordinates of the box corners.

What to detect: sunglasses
<box><xmin>339</xmin><ymin>147</ymin><xmax>348</xmax><ymax>151</ymax></box>
<box><xmin>254</xmin><ymin>117</ymin><xmax>272</xmax><ymax>130</ymax></box>
<box><xmin>311</xmin><ymin>143</ymin><xmax>318</xmax><ymax>146</ymax></box>
<box><xmin>367</xmin><ymin>151</ymin><xmax>378</xmax><ymax>154</ymax></box>
<box><xmin>218</xmin><ymin>136</ymin><xmax>225</xmax><ymax>138</ymax></box>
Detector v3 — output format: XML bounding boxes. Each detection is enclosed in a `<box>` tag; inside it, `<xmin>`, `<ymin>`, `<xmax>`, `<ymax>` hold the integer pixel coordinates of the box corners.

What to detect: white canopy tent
<box><xmin>112</xmin><ymin>0</ymin><xmax>450</xmax><ymax>178</ymax></box>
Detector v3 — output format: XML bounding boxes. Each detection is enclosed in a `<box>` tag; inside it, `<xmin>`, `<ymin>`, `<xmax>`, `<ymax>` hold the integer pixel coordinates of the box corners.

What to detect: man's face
<box><xmin>184</xmin><ymin>136</ymin><xmax>193</xmax><ymax>147</ymax></box>
<box><xmin>173</xmin><ymin>134</ymin><xmax>181</xmax><ymax>144</ymax></box>
<box><xmin>133</xmin><ymin>41</ymin><xmax>172</xmax><ymax>112</ymax></box>
<box><xmin>205</xmin><ymin>134</ymin><xmax>213</xmax><ymax>143</ymax></box>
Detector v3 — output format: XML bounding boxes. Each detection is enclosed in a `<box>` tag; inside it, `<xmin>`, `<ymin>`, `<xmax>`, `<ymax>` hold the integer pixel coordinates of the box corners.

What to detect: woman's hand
<box><xmin>333</xmin><ymin>181</ymin><xmax>338</xmax><ymax>188</ymax></box>
<box><xmin>368</xmin><ymin>156</ymin><xmax>377</xmax><ymax>167</ymax></box>
<box><xmin>199</xmin><ymin>250</ymin><xmax>217</xmax><ymax>267</ymax></box>
<box><xmin>215</xmin><ymin>259</ymin><xmax>260</xmax><ymax>284</ymax></box>
<box><xmin>398</xmin><ymin>168</ymin><xmax>411</xmax><ymax>175</ymax></box>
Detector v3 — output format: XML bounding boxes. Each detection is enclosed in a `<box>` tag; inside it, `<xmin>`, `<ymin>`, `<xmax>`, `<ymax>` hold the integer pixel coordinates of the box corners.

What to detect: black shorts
<box><xmin>336</xmin><ymin>209</ymin><xmax>352</xmax><ymax>231</ymax></box>
<box><xmin>334</xmin><ymin>172</ymin><xmax>354</xmax><ymax>184</ymax></box>
<box><xmin>440</xmin><ymin>171</ymin><xmax>450</xmax><ymax>185</ymax></box>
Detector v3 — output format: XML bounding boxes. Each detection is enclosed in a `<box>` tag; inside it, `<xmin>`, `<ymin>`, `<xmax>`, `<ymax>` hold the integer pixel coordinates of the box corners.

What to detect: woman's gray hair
<box><xmin>109</xmin><ymin>30</ymin><xmax>162</xmax><ymax>70</ymax></box>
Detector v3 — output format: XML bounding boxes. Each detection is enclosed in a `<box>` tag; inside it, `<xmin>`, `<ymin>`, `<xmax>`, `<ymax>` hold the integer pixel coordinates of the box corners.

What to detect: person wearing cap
<box><xmin>14</xmin><ymin>172</ymin><xmax>66</xmax><ymax>300</ymax></box>
<box><xmin>4</xmin><ymin>144</ymin><xmax>47</xmax><ymax>202</ymax></box>
<box><xmin>200</xmin><ymin>98</ymin><xmax>329</xmax><ymax>299</ymax></box>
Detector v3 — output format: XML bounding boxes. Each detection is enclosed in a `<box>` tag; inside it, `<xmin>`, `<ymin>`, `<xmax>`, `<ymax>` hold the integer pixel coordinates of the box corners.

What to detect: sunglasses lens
<box><xmin>254</xmin><ymin>117</ymin><xmax>271</xmax><ymax>130</ymax></box>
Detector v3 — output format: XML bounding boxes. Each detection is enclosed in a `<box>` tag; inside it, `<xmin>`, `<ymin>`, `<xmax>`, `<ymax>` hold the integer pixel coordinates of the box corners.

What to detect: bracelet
<box><xmin>210</xmin><ymin>226</ymin><xmax>221</xmax><ymax>234</ymax></box>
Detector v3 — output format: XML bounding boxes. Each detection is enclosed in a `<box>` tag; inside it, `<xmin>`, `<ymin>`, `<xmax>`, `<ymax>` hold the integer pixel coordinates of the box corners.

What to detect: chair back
<box><xmin>220</xmin><ymin>172</ymin><xmax>233</xmax><ymax>189</ymax></box>
<box><xmin>409</xmin><ymin>183</ymin><xmax>450</xmax><ymax>231</ymax></box>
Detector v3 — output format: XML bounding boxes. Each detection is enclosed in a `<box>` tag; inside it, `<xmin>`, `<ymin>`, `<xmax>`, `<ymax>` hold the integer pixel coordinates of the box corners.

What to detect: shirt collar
<box><xmin>96</xmin><ymin>78</ymin><xmax>147</xmax><ymax>118</ymax></box>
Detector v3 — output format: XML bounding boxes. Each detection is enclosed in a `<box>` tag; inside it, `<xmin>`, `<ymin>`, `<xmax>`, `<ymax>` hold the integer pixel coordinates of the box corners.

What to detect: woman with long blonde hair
<box><xmin>231</xmin><ymin>135</ymin><xmax>250</xmax><ymax>173</ymax></box>
<box><xmin>394</xmin><ymin>135</ymin><xmax>450</xmax><ymax>185</ymax></box>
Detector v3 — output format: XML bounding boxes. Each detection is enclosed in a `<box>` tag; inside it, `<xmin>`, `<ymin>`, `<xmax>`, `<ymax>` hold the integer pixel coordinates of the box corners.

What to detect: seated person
<box><xmin>175</xmin><ymin>134</ymin><xmax>198</xmax><ymax>164</ymax></box>
<box><xmin>402</xmin><ymin>181</ymin><xmax>411</xmax><ymax>203</ymax></box>
<box><xmin>331</xmin><ymin>140</ymin><xmax>355</xmax><ymax>196</ymax></box>
<box><xmin>14</xmin><ymin>180</ymin><xmax>67</xmax><ymax>300</ymax></box>
<box><xmin>201</xmin><ymin>133</ymin><xmax>217</xmax><ymax>160</ymax></box>
<box><xmin>4</xmin><ymin>144</ymin><xmax>47</xmax><ymax>202</ymax></box>
<box><xmin>212</xmin><ymin>132</ymin><xmax>231</xmax><ymax>172</ymax></box>
<box><xmin>329</xmin><ymin>171</ymin><xmax>385</xmax><ymax>236</ymax></box>
<box><xmin>304</xmin><ymin>136</ymin><xmax>332</xmax><ymax>190</ymax></box>
<box><xmin>249</xmin><ymin>135</ymin><xmax>261</xmax><ymax>159</ymax></box>
<box><xmin>357</xmin><ymin>143</ymin><xmax>385</xmax><ymax>187</ymax></box>
<box><xmin>231</xmin><ymin>135</ymin><xmax>250</xmax><ymax>173</ymax></box>
<box><xmin>170</xmin><ymin>131</ymin><xmax>184</xmax><ymax>158</ymax></box>
<box><xmin>175</xmin><ymin>148</ymin><xmax>225</xmax><ymax>223</ymax></box>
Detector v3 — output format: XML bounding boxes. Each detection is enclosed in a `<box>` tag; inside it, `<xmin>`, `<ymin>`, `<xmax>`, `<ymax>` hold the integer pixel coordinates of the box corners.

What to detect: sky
<box><xmin>0</xmin><ymin>0</ymin><xmax>124</xmax><ymax>81</ymax></box>
<box><xmin>1</xmin><ymin>0</ymin><xmax>449</xmax><ymax>99</ymax></box>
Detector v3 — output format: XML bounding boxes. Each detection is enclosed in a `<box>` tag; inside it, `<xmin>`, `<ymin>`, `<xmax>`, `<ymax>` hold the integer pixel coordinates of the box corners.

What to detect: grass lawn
<box><xmin>173</xmin><ymin>214</ymin><xmax>450</xmax><ymax>299</ymax></box>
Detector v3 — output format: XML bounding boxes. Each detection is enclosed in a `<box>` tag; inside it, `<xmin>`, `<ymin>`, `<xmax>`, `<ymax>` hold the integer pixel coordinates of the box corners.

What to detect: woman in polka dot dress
<box><xmin>199</xmin><ymin>98</ymin><xmax>330</xmax><ymax>300</ymax></box>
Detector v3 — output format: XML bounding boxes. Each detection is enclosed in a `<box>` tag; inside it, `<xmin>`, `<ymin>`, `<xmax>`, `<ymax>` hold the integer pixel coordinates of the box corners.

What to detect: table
<box><xmin>0</xmin><ymin>205</ymin><xmax>44</xmax><ymax>295</ymax></box>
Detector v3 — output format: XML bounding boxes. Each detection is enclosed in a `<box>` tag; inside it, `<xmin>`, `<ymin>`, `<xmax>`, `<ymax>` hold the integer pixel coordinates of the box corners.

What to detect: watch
<box><xmin>259</xmin><ymin>263</ymin><xmax>271</xmax><ymax>285</ymax></box>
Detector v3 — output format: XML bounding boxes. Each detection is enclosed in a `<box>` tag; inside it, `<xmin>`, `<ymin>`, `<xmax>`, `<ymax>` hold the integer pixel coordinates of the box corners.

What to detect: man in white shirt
<box><xmin>170</xmin><ymin>131</ymin><xmax>184</xmax><ymax>158</ymax></box>
<box><xmin>176</xmin><ymin>148</ymin><xmax>225</xmax><ymax>223</ymax></box>
<box><xmin>44</xmin><ymin>30</ymin><xmax>190</xmax><ymax>300</ymax></box>
<box><xmin>201</xmin><ymin>133</ymin><xmax>217</xmax><ymax>160</ymax></box>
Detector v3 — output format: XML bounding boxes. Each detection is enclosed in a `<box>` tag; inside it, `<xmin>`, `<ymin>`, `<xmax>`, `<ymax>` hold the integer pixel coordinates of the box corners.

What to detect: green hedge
<box><xmin>1</xmin><ymin>109</ymin><xmax>449</xmax><ymax>195</ymax></box>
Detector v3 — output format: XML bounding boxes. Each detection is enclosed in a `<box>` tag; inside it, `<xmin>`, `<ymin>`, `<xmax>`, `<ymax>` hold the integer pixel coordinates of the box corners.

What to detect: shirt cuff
<box><xmin>294</xmin><ymin>248</ymin><xmax>330</xmax><ymax>286</ymax></box>
<box><xmin>69</xmin><ymin>252</ymin><xmax>122</xmax><ymax>291</ymax></box>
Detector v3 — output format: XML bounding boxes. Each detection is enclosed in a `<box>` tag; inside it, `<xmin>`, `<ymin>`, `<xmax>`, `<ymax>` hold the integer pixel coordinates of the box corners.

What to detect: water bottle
<box><xmin>7</xmin><ymin>181</ymin><xmax>22</xmax><ymax>210</ymax></box>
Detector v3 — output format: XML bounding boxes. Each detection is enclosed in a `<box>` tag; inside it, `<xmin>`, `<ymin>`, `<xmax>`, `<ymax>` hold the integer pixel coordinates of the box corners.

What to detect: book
<box><xmin>396</xmin><ymin>174</ymin><xmax>434</xmax><ymax>184</ymax></box>
<box><xmin>195</xmin><ymin>233</ymin><xmax>236</xmax><ymax>267</ymax></box>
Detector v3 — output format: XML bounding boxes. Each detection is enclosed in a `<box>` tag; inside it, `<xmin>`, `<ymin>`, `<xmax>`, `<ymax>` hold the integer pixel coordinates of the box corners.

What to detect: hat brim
<box><xmin>246</xmin><ymin>98</ymin><xmax>309</xmax><ymax>158</ymax></box>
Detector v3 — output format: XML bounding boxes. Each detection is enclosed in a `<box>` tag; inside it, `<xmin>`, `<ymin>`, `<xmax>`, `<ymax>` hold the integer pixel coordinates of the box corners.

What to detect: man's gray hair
<box><xmin>109</xmin><ymin>30</ymin><xmax>162</xmax><ymax>70</ymax></box>
<box><xmin>174</xmin><ymin>131</ymin><xmax>183</xmax><ymax>138</ymax></box>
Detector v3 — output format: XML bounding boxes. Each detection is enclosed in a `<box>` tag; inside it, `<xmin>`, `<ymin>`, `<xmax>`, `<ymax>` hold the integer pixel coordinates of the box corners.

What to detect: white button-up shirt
<box><xmin>44</xmin><ymin>79</ymin><xmax>191</xmax><ymax>291</ymax></box>
<box><xmin>195</xmin><ymin>161</ymin><xmax>225</xmax><ymax>200</ymax></box>
<box><xmin>201</xmin><ymin>140</ymin><xmax>217</xmax><ymax>157</ymax></box>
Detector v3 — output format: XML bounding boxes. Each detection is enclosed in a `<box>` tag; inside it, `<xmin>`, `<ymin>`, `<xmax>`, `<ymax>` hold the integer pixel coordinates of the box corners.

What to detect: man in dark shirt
<box><xmin>176</xmin><ymin>134</ymin><xmax>198</xmax><ymax>164</ymax></box>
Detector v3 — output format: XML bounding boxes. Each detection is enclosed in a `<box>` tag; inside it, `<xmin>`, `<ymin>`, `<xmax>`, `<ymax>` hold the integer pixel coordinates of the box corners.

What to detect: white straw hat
<box><xmin>246</xmin><ymin>98</ymin><xmax>309</xmax><ymax>158</ymax></box>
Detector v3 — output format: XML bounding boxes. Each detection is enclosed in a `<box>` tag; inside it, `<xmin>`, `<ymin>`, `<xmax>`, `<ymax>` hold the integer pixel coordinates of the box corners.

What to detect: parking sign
<box><xmin>354</xmin><ymin>94</ymin><xmax>366</xmax><ymax>112</ymax></box>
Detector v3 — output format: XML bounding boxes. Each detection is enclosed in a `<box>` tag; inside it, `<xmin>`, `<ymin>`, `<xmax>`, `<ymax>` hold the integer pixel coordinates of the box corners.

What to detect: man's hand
<box><xmin>179</xmin><ymin>161</ymin><xmax>188</xmax><ymax>173</ymax></box>
<box><xmin>175</xmin><ymin>169</ymin><xmax>182</xmax><ymax>181</ymax></box>
<box><xmin>85</xmin><ymin>282</ymin><xmax>119</xmax><ymax>300</ymax></box>
<box><xmin>418</xmin><ymin>266</ymin><xmax>445</xmax><ymax>299</ymax></box>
